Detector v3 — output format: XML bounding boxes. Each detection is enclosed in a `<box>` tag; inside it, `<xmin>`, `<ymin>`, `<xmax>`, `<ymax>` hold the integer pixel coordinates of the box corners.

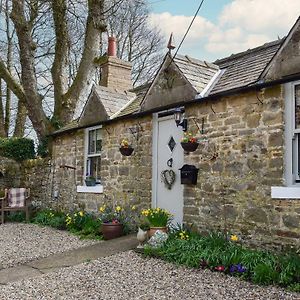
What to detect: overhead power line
<box><xmin>171</xmin><ymin>0</ymin><xmax>206</xmax><ymax>63</ymax></box>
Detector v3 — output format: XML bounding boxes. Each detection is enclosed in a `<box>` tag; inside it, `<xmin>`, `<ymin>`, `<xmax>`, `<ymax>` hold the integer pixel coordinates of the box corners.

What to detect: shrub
<box><xmin>0</xmin><ymin>138</ymin><xmax>35</xmax><ymax>161</ymax></box>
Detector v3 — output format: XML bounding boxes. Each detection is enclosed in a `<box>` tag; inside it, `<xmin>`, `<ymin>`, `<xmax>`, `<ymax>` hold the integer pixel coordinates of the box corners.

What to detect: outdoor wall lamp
<box><xmin>174</xmin><ymin>107</ymin><xmax>188</xmax><ymax>131</ymax></box>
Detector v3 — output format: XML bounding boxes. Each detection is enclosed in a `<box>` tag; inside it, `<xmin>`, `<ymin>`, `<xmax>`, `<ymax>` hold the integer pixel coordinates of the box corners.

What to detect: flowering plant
<box><xmin>120</xmin><ymin>139</ymin><xmax>131</xmax><ymax>148</ymax></box>
<box><xmin>99</xmin><ymin>204</ymin><xmax>124</xmax><ymax>224</ymax></box>
<box><xmin>181</xmin><ymin>132</ymin><xmax>198</xmax><ymax>143</ymax></box>
<box><xmin>141</xmin><ymin>207</ymin><xmax>173</xmax><ymax>227</ymax></box>
<box><xmin>98</xmin><ymin>203</ymin><xmax>139</xmax><ymax>231</ymax></box>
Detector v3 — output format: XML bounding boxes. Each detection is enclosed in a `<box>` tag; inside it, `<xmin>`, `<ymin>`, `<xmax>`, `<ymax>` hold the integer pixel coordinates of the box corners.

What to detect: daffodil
<box><xmin>131</xmin><ymin>205</ymin><xmax>136</xmax><ymax>210</ymax></box>
<box><xmin>230</xmin><ymin>234</ymin><xmax>238</xmax><ymax>242</ymax></box>
<box><xmin>115</xmin><ymin>206</ymin><xmax>122</xmax><ymax>212</ymax></box>
<box><xmin>79</xmin><ymin>211</ymin><xmax>84</xmax><ymax>217</ymax></box>
<box><xmin>99</xmin><ymin>206</ymin><xmax>105</xmax><ymax>213</ymax></box>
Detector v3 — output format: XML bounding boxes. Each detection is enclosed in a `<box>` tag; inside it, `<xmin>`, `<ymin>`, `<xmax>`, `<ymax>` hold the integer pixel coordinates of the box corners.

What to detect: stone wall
<box><xmin>183</xmin><ymin>86</ymin><xmax>300</xmax><ymax>249</ymax></box>
<box><xmin>20</xmin><ymin>84</ymin><xmax>299</xmax><ymax>249</ymax></box>
<box><xmin>51</xmin><ymin>116</ymin><xmax>153</xmax><ymax>212</ymax></box>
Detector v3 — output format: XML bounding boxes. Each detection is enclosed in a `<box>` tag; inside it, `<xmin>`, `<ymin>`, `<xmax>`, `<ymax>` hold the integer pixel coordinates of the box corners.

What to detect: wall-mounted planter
<box><xmin>119</xmin><ymin>147</ymin><xmax>134</xmax><ymax>156</ymax></box>
<box><xmin>179</xmin><ymin>164</ymin><xmax>199</xmax><ymax>185</ymax></box>
<box><xmin>180</xmin><ymin>142</ymin><xmax>199</xmax><ymax>152</ymax></box>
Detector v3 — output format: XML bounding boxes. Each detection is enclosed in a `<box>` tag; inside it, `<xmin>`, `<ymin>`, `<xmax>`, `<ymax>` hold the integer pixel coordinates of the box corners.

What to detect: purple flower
<box><xmin>230</xmin><ymin>264</ymin><xmax>247</xmax><ymax>273</ymax></box>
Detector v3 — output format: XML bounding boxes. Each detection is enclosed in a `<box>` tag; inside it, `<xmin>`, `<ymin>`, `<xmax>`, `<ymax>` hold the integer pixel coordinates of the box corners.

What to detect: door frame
<box><xmin>152</xmin><ymin>113</ymin><xmax>158</xmax><ymax>208</ymax></box>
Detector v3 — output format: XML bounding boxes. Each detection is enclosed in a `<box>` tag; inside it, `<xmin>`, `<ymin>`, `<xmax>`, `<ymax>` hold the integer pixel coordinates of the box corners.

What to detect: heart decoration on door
<box><xmin>161</xmin><ymin>169</ymin><xmax>176</xmax><ymax>190</ymax></box>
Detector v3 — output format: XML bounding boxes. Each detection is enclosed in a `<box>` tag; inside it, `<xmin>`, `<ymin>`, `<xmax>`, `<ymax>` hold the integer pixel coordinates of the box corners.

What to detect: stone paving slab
<box><xmin>0</xmin><ymin>234</ymin><xmax>137</xmax><ymax>284</ymax></box>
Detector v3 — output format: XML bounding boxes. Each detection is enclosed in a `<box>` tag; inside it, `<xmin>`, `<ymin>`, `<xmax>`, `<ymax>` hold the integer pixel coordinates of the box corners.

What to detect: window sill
<box><xmin>271</xmin><ymin>186</ymin><xmax>300</xmax><ymax>199</ymax></box>
<box><xmin>77</xmin><ymin>185</ymin><xmax>103</xmax><ymax>194</ymax></box>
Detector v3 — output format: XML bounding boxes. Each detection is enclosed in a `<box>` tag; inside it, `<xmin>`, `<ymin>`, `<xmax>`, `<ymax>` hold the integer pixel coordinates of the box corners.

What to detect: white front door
<box><xmin>152</xmin><ymin>114</ymin><xmax>184</xmax><ymax>224</ymax></box>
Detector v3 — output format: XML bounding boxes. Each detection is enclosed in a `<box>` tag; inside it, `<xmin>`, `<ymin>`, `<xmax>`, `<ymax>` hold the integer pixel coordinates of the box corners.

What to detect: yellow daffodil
<box><xmin>115</xmin><ymin>206</ymin><xmax>122</xmax><ymax>212</ymax></box>
<box><xmin>131</xmin><ymin>205</ymin><xmax>136</xmax><ymax>210</ymax></box>
<box><xmin>99</xmin><ymin>206</ymin><xmax>105</xmax><ymax>213</ymax></box>
<box><xmin>230</xmin><ymin>234</ymin><xmax>238</xmax><ymax>242</ymax></box>
<box><xmin>79</xmin><ymin>211</ymin><xmax>84</xmax><ymax>217</ymax></box>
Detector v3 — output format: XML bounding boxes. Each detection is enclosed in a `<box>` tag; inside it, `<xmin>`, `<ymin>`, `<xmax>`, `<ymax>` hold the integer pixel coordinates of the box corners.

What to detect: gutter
<box><xmin>50</xmin><ymin>72</ymin><xmax>300</xmax><ymax>137</ymax></box>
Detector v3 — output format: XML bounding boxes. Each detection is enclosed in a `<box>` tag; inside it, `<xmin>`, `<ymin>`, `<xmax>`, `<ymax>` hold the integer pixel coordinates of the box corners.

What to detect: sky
<box><xmin>147</xmin><ymin>0</ymin><xmax>300</xmax><ymax>62</ymax></box>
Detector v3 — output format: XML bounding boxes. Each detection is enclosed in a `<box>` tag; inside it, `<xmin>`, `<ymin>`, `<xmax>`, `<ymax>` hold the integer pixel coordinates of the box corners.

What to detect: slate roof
<box><xmin>92</xmin><ymin>86</ymin><xmax>135</xmax><ymax>118</ymax></box>
<box><xmin>53</xmin><ymin>38</ymin><xmax>285</xmax><ymax>136</ymax></box>
<box><xmin>211</xmin><ymin>39</ymin><xmax>283</xmax><ymax>95</ymax></box>
<box><xmin>114</xmin><ymin>83</ymin><xmax>150</xmax><ymax>117</ymax></box>
<box><xmin>174</xmin><ymin>54</ymin><xmax>219</xmax><ymax>93</ymax></box>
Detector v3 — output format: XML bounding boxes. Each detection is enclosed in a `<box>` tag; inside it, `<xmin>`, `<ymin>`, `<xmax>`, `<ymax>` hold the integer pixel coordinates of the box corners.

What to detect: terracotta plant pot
<box><xmin>180</xmin><ymin>142</ymin><xmax>199</xmax><ymax>152</ymax></box>
<box><xmin>101</xmin><ymin>223</ymin><xmax>124</xmax><ymax>240</ymax></box>
<box><xmin>119</xmin><ymin>147</ymin><xmax>134</xmax><ymax>156</ymax></box>
<box><xmin>148</xmin><ymin>226</ymin><xmax>168</xmax><ymax>238</ymax></box>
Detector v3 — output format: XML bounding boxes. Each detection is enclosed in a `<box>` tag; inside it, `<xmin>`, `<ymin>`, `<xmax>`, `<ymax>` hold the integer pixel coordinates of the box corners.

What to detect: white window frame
<box><xmin>76</xmin><ymin>125</ymin><xmax>103</xmax><ymax>193</ymax></box>
<box><xmin>271</xmin><ymin>81</ymin><xmax>300</xmax><ymax>198</ymax></box>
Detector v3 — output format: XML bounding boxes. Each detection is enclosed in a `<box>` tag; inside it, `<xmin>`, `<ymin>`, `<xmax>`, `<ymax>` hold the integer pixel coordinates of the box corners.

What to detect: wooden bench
<box><xmin>0</xmin><ymin>188</ymin><xmax>30</xmax><ymax>224</ymax></box>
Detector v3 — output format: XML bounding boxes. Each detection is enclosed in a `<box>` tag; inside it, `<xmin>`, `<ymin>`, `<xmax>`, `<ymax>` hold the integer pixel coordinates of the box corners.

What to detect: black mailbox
<box><xmin>179</xmin><ymin>164</ymin><xmax>199</xmax><ymax>185</ymax></box>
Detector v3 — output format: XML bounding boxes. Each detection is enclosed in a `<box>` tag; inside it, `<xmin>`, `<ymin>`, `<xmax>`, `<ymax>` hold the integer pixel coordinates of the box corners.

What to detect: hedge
<box><xmin>0</xmin><ymin>138</ymin><xmax>35</xmax><ymax>161</ymax></box>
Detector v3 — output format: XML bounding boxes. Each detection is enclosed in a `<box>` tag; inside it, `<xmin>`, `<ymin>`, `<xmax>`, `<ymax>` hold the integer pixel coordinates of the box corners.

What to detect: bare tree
<box><xmin>0</xmin><ymin>0</ymin><xmax>163</xmax><ymax>142</ymax></box>
<box><xmin>105</xmin><ymin>0</ymin><xmax>164</xmax><ymax>86</ymax></box>
<box><xmin>0</xmin><ymin>0</ymin><xmax>106</xmax><ymax>140</ymax></box>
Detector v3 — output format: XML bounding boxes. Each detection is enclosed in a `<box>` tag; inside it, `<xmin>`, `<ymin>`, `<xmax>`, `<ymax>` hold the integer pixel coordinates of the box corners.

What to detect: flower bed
<box><xmin>143</xmin><ymin>227</ymin><xmax>300</xmax><ymax>292</ymax></box>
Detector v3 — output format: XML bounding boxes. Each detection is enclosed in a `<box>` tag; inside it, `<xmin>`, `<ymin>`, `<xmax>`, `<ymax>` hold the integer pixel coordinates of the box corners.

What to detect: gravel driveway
<box><xmin>0</xmin><ymin>251</ymin><xmax>299</xmax><ymax>300</ymax></box>
<box><xmin>0</xmin><ymin>224</ymin><xmax>298</xmax><ymax>299</ymax></box>
<box><xmin>0</xmin><ymin>223</ymin><xmax>98</xmax><ymax>268</ymax></box>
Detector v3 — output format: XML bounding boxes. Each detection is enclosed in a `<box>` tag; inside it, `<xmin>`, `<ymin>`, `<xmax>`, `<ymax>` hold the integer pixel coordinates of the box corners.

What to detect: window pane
<box><xmin>96</xmin><ymin>129</ymin><xmax>102</xmax><ymax>153</ymax></box>
<box><xmin>295</xmin><ymin>85</ymin><xmax>300</xmax><ymax>129</ymax></box>
<box><xmin>87</xmin><ymin>157</ymin><xmax>101</xmax><ymax>180</ymax></box>
<box><xmin>88</xmin><ymin>130</ymin><xmax>96</xmax><ymax>154</ymax></box>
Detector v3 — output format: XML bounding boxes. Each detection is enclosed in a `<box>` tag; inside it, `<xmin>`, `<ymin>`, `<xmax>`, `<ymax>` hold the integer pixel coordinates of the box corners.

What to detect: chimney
<box><xmin>99</xmin><ymin>37</ymin><xmax>133</xmax><ymax>91</ymax></box>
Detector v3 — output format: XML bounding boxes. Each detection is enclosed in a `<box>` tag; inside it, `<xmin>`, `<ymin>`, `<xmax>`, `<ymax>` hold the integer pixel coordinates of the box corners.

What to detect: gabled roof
<box><xmin>87</xmin><ymin>85</ymin><xmax>135</xmax><ymax>119</ymax></box>
<box><xmin>211</xmin><ymin>39</ymin><xmax>283</xmax><ymax>94</ymax></box>
<box><xmin>174</xmin><ymin>54</ymin><xmax>219</xmax><ymax>93</ymax></box>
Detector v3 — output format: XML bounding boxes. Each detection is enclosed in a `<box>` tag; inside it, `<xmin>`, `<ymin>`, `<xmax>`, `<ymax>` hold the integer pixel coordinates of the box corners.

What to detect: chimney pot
<box><xmin>108</xmin><ymin>36</ymin><xmax>117</xmax><ymax>57</ymax></box>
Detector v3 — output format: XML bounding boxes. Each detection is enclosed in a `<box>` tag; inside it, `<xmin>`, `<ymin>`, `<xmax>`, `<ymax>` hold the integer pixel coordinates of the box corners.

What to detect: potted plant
<box><xmin>98</xmin><ymin>204</ymin><xmax>125</xmax><ymax>239</ymax></box>
<box><xmin>180</xmin><ymin>132</ymin><xmax>199</xmax><ymax>152</ymax></box>
<box><xmin>85</xmin><ymin>174</ymin><xmax>96</xmax><ymax>186</ymax></box>
<box><xmin>141</xmin><ymin>207</ymin><xmax>173</xmax><ymax>237</ymax></box>
<box><xmin>119</xmin><ymin>139</ymin><xmax>134</xmax><ymax>156</ymax></box>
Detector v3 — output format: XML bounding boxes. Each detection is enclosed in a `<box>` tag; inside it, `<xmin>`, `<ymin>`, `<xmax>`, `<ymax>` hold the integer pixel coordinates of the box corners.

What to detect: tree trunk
<box><xmin>11</xmin><ymin>0</ymin><xmax>51</xmax><ymax>140</ymax></box>
<box><xmin>0</xmin><ymin>78</ymin><xmax>6</xmax><ymax>137</ymax></box>
<box><xmin>13</xmin><ymin>100</ymin><xmax>27</xmax><ymax>137</ymax></box>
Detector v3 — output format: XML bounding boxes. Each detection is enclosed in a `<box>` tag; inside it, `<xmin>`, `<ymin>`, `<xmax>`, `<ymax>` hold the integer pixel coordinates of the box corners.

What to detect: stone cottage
<box><xmin>50</xmin><ymin>19</ymin><xmax>300</xmax><ymax>248</ymax></box>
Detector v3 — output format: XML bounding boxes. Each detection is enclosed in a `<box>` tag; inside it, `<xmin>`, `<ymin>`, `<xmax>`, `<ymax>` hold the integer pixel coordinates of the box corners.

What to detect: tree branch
<box><xmin>61</xmin><ymin>0</ymin><xmax>106</xmax><ymax>124</ymax></box>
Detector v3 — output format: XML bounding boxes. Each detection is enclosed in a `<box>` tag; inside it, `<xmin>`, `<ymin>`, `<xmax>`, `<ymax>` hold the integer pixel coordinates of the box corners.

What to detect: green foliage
<box><xmin>252</xmin><ymin>263</ymin><xmax>279</xmax><ymax>285</ymax></box>
<box><xmin>0</xmin><ymin>138</ymin><xmax>35</xmax><ymax>161</ymax></box>
<box><xmin>6</xmin><ymin>211</ymin><xmax>26</xmax><ymax>222</ymax></box>
<box><xmin>144</xmin><ymin>229</ymin><xmax>300</xmax><ymax>289</ymax></box>
<box><xmin>32</xmin><ymin>209</ymin><xmax>66</xmax><ymax>230</ymax></box>
<box><xmin>288</xmin><ymin>283</ymin><xmax>300</xmax><ymax>292</ymax></box>
<box><xmin>141</xmin><ymin>207</ymin><xmax>172</xmax><ymax>227</ymax></box>
<box><xmin>66</xmin><ymin>210</ymin><xmax>101</xmax><ymax>239</ymax></box>
<box><xmin>37</xmin><ymin>137</ymin><xmax>50</xmax><ymax>158</ymax></box>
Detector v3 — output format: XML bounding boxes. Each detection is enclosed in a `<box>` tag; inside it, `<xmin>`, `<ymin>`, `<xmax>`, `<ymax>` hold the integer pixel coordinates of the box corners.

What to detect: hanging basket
<box><xmin>119</xmin><ymin>147</ymin><xmax>134</xmax><ymax>156</ymax></box>
<box><xmin>180</xmin><ymin>142</ymin><xmax>199</xmax><ymax>152</ymax></box>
